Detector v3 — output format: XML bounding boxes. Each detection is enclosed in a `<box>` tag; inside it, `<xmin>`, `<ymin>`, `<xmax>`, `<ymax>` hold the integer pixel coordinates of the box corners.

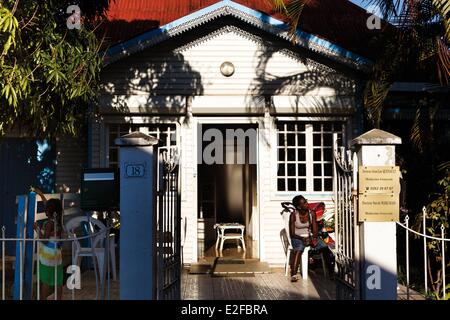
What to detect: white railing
<box><xmin>397</xmin><ymin>207</ymin><xmax>449</xmax><ymax>300</ymax></box>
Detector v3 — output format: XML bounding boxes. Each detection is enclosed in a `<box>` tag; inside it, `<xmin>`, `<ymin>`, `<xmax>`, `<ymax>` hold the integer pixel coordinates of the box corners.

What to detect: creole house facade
<box><xmin>87</xmin><ymin>0</ymin><xmax>376</xmax><ymax>266</ymax></box>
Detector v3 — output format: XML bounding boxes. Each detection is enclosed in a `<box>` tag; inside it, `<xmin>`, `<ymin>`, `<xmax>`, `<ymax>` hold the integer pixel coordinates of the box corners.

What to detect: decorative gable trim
<box><xmin>105</xmin><ymin>0</ymin><xmax>371</xmax><ymax>71</ymax></box>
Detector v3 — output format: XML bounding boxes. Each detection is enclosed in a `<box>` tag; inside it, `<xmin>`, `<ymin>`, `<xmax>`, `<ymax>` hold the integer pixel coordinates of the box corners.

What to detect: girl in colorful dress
<box><xmin>32</xmin><ymin>187</ymin><xmax>64</xmax><ymax>300</ymax></box>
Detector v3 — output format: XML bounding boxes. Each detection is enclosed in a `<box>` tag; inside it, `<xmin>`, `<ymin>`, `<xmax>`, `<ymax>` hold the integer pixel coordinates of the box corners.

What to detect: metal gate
<box><xmin>333</xmin><ymin>134</ymin><xmax>360</xmax><ymax>300</ymax></box>
<box><xmin>156</xmin><ymin>146</ymin><xmax>181</xmax><ymax>300</ymax></box>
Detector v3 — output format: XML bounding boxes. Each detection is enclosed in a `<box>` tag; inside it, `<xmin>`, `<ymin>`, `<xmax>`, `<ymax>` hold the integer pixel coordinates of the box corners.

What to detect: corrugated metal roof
<box><xmin>97</xmin><ymin>0</ymin><xmax>378</xmax><ymax>59</ymax></box>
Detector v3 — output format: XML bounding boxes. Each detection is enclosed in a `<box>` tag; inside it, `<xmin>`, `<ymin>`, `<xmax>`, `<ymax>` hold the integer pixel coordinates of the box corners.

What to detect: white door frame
<box><xmin>194</xmin><ymin>116</ymin><xmax>262</xmax><ymax>261</ymax></box>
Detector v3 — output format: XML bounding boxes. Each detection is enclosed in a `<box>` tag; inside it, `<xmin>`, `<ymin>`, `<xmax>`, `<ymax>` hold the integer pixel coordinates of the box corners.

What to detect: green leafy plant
<box><xmin>413</xmin><ymin>170</ymin><xmax>449</xmax><ymax>297</ymax></box>
<box><xmin>0</xmin><ymin>0</ymin><xmax>106</xmax><ymax>138</ymax></box>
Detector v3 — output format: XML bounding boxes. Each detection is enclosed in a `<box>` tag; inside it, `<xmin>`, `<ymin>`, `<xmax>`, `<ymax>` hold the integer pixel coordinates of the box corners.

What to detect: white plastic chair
<box><xmin>65</xmin><ymin>216</ymin><xmax>117</xmax><ymax>282</ymax></box>
<box><xmin>280</xmin><ymin>208</ymin><xmax>310</xmax><ymax>280</ymax></box>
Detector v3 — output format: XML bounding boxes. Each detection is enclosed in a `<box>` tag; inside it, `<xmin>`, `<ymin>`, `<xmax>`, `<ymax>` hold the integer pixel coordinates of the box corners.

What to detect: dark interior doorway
<box><xmin>197</xmin><ymin>124</ymin><xmax>258</xmax><ymax>260</ymax></box>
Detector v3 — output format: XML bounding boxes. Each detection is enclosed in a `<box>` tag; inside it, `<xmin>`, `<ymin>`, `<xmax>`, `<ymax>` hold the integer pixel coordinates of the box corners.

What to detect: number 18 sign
<box><xmin>125</xmin><ymin>163</ymin><xmax>146</xmax><ymax>178</ymax></box>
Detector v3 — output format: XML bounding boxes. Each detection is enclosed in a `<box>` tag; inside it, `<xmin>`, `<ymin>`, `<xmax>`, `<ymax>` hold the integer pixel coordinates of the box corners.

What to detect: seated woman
<box><xmin>289</xmin><ymin>195</ymin><xmax>331</xmax><ymax>282</ymax></box>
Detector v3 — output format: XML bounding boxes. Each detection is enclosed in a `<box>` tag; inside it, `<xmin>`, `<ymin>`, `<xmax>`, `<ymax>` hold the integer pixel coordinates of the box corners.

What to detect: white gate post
<box><xmin>116</xmin><ymin>132</ymin><xmax>159</xmax><ymax>300</ymax></box>
<box><xmin>352</xmin><ymin>129</ymin><xmax>401</xmax><ymax>300</ymax></box>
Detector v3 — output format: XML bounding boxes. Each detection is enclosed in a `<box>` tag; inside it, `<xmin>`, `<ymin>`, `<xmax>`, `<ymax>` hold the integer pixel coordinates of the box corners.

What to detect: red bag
<box><xmin>307</xmin><ymin>202</ymin><xmax>325</xmax><ymax>220</ymax></box>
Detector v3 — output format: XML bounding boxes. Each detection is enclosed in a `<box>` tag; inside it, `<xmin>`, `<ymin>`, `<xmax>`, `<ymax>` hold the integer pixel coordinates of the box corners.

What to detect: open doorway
<box><xmin>197</xmin><ymin>124</ymin><xmax>258</xmax><ymax>261</ymax></box>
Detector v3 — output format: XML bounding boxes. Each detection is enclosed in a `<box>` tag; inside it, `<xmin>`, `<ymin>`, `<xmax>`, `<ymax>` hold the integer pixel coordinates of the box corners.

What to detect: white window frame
<box><xmin>275</xmin><ymin>120</ymin><xmax>345</xmax><ymax>194</ymax></box>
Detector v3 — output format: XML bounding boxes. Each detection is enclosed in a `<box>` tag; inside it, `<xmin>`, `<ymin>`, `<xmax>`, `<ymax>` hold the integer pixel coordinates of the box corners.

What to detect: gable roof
<box><xmin>100</xmin><ymin>0</ymin><xmax>374</xmax><ymax>70</ymax></box>
<box><xmin>100</xmin><ymin>0</ymin><xmax>377</xmax><ymax>57</ymax></box>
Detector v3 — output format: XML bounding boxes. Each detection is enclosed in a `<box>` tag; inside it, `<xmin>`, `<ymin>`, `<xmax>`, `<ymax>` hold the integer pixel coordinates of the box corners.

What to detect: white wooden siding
<box><xmin>100</xmin><ymin>28</ymin><xmax>355</xmax><ymax>113</ymax></box>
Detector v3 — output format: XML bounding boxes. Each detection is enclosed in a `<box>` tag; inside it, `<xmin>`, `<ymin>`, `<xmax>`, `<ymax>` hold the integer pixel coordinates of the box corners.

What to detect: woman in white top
<box><xmin>289</xmin><ymin>195</ymin><xmax>327</xmax><ymax>282</ymax></box>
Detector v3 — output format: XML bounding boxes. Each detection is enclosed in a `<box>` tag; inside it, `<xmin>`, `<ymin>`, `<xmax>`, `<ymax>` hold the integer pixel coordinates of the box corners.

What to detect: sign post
<box><xmin>352</xmin><ymin>129</ymin><xmax>401</xmax><ymax>300</ymax></box>
<box><xmin>116</xmin><ymin>132</ymin><xmax>159</xmax><ymax>300</ymax></box>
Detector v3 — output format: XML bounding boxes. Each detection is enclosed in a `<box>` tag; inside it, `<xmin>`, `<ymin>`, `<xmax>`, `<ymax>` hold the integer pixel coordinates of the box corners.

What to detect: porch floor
<box><xmin>29</xmin><ymin>269</ymin><xmax>425</xmax><ymax>300</ymax></box>
<box><xmin>182</xmin><ymin>267</ymin><xmax>336</xmax><ymax>300</ymax></box>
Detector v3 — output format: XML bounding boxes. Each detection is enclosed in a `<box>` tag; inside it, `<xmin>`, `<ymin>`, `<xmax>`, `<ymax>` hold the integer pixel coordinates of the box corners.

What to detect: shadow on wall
<box><xmin>99</xmin><ymin>27</ymin><xmax>204</xmax><ymax>126</ymax></box>
<box><xmin>246</xmin><ymin>35</ymin><xmax>358</xmax><ymax>115</ymax></box>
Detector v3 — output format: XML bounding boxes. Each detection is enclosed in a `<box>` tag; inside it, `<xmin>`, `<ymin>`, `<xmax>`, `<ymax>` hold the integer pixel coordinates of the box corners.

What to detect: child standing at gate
<box><xmin>32</xmin><ymin>187</ymin><xmax>64</xmax><ymax>300</ymax></box>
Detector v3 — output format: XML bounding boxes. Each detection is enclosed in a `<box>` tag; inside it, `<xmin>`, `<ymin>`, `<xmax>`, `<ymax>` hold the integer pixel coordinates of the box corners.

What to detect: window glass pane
<box><xmin>298</xmin><ymin>179</ymin><xmax>306</xmax><ymax>191</ymax></box>
<box><xmin>313</xmin><ymin>123</ymin><xmax>321</xmax><ymax>132</ymax></box>
<box><xmin>324</xmin><ymin>148</ymin><xmax>332</xmax><ymax>161</ymax></box>
<box><xmin>287</xmin><ymin>149</ymin><xmax>296</xmax><ymax>161</ymax></box>
<box><xmin>323</xmin><ymin>123</ymin><xmax>332</xmax><ymax>131</ymax></box>
<box><xmin>314</xmin><ymin>164</ymin><xmax>322</xmax><ymax>176</ymax></box>
<box><xmin>324</xmin><ymin>163</ymin><xmax>333</xmax><ymax>176</ymax></box>
<box><xmin>287</xmin><ymin>123</ymin><xmax>295</xmax><ymax>131</ymax></box>
<box><xmin>297</xmin><ymin>123</ymin><xmax>306</xmax><ymax>131</ymax></box>
<box><xmin>277</xmin><ymin>163</ymin><xmax>285</xmax><ymax>176</ymax></box>
<box><xmin>278</xmin><ymin>133</ymin><xmax>285</xmax><ymax>146</ymax></box>
<box><xmin>313</xmin><ymin>134</ymin><xmax>321</xmax><ymax>146</ymax></box>
<box><xmin>277</xmin><ymin>123</ymin><xmax>285</xmax><ymax>131</ymax></box>
<box><xmin>160</xmin><ymin>133</ymin><xmax>168</xmax><ymax>145</ymax></box>
<box><xmin>278</xmin><ymin>179</ymin><xmax>286</xmax><ymax>191</ymax></box>
<box><xmin>324</xmin><ymin>178</ymin><xmax>333</xmax><ymax>191</ymax></box>
<box><xmin>314</xmin><ymin>179</ymin><xmax>322</xmax><ymax>191</ymax></box>
<box><xmin>297</xmin><ymin>164</ymin><xmax>306</xmax><ymax>176</ymax></box>
<box><xmin>287</xmin><ymin>134</ymin><xmax>295</xmax><ymax>146</ymax></box>
<box><xmin>323</xmin><ymin>133</ymin><xmax>332</xmax><ymax>146</ymax></box>
<box><xmin>278</xmin><ymin>148</ymin><xmax>285</xmax><ymax>161</ymax></box>
<box><xmin>297</xmin><ymin>134</ymin><xmax>305</xmax><ymax>146</ymax></box>
<box><xmin>287</xmin><ymin>179</ymin><xmax>296</xmax><ymax>191</ymax></box>
<box><xmin>297</xmin><ymin>148</ymin><xmax>306</xmax><ymax>161</ymax></box>
<box><xmin>170</xmin><ymin>133</ymin><xmax>177</xmax><ymax>145</ymax></box>
<box><xmin>313</xmin><ymin>149</ymin><xmax>321</xmax><ymax>161</ymax></box>
<box><xmin>287</xmin><ymin>164</ymin><xmax>296</xmax><ymax>176</ymax></box>
<box><xmin>333</xmin><ymin>123</ymin><xmax>343</xmax><ymax>132</ymax></box>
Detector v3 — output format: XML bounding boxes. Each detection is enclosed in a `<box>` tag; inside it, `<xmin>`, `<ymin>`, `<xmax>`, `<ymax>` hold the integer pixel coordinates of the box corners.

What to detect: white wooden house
<box><xmin>89</xmin><ymin>0</ymin><xmax>374</xmax><ymax>266</ymax></box>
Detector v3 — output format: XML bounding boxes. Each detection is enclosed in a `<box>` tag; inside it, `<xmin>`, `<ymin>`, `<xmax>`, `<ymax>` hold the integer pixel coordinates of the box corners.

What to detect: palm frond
<box><xmin>437</xmin><ymin>37</ymin><xmax>450</xmax><ymax>84</ymax></box>
<box><xmin>410</xmin><ymin>99</ymin><xmax>439</xmax><ymax>153</ymax></box>
<box><xmin>266</xmin><ymin>0</ymin><xmax>287</xmax><ymax>14</ymax></box>
<box><xmin>267</xmin><ymin>0</ymin><xmax>306</xmax><ymax>41</ymax></box>
<box><xmin>433</xmin><ymin>0</ymin><xmax>450</xmax><ymax>42</ymax></box>
<box><xmin>363</xmin><ymin>79</ymin><xmax>392</xmax><ymax>128</ymax></box>
<box><xmin>285</xmin><ymin>0</ymin><xmax>306</xmax><ymax>38</ymax></box>
<box><xmin>364</xmin><ymin>0</ymin><xmax>402</xmax><ymax>19</ymax></box>
<box><xmin>437</xmin><ymin>161</ymin><xmax>450</xmax><ymax>171</ymax></box>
